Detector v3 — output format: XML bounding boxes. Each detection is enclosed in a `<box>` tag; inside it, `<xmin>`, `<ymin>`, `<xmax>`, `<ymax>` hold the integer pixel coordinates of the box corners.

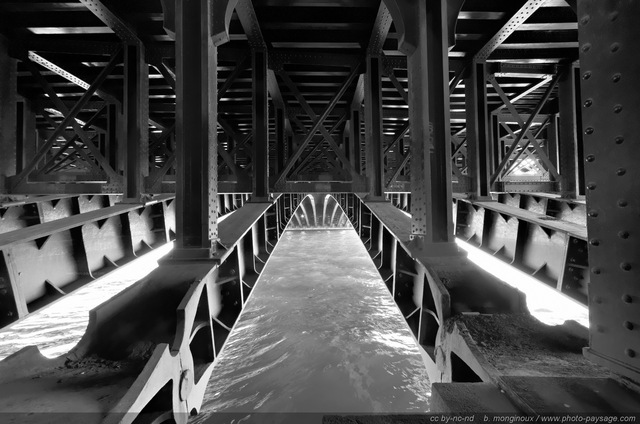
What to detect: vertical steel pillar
<box><xmin>16</xmin><ymin>101</ymin><xmax>37</xmax><ymax>174</ymax></box>
<box><xmin>175</xmin><ymin>0</ymin><xmax>219</xmax><ymax>256</ymax></box>
<box><xmin>106</xmin><ymin>103</ymin><xmax>119</xmax><ymax>171</ymax></box>
<box><xmin>406</xmin><ymin>0</ymin><xmax>456</xmax><ymax>253</ymax></box>
<box><xmin>275</xmin><ymin>107</ymin><xmax>285</xmax><ymax>174</ymax></box>
<box><xmin>252</xmin><ymin>49</ymin><xmax>269</xmax><ymax>199</ymax></box>
<box><xmin>123</xmin><ymin>44</ymin><xmax>149</xmax><ymax>201</ymax></box>
<box><xmin>547</xmin><ymin>114</ymin><xmax>560</xmax><ymax>172</ymax></box>
<box><xmin>286</xmin><ymin>133</ymin><xmax>293</xmax><ymax>165</ymax></box>
<box><xmin>0</xmin><ymin>35</ymin><xmax>17</xmax><ymax>192</ymax></box>
<box><xmin>558</xmin><ymin>63</ymin><xmax>579</xmax><ymax>199</ymax></box>
<box><xmin>349</xmin><ymin>108</ymin><xmax>362</xmax><ymax>174</ymax></box>
<box><xmin>364</xmin><ymin>55</ymin><xmax>384</xmax><ymax>198</ymax></box>
<box><xmin>489</xmin><ymin>113</ymin><xmax>499</xmax><ymax>172</ymax></box>
<box><xmin>579</xmin><ymin>0</ymin><xmax>640</xmax><ymax>382</ymax></box>
<box><xmin>465</xmin><ymin>61</ymin><xmax>491</xmax><ymax>199</ymax></box>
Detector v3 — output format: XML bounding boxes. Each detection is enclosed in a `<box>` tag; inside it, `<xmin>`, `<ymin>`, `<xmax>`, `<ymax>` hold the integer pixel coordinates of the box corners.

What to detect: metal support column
<box><xmin>558</xmin><ymin>64</ymin><xmax>579</xmax><ymax>199</ymax></box>
<box><xmin>16</xmin><ymin>100</ymin><xmax>37</xmax><ymax>175</ymax></box>
<box><xmin>0</xmin><ymin>35</ymin><xmax>17</xmax><ymax>192</ymax></box>
<box><xmin>252</xmin><ymin>49</ymin><xmax>269</xmax><ymax>199</ymax></box>
<box><xmin>175</xmin><ymin>0</ymin><xmax>219</xmax><ymax>256</ymax></box>
<box><xmin>123</xmin><ymin>44</ymin><xmax>149</xmax><ymax>202</ymax></box>
<box><xmin>364</xmin><ymin>55</ymin><xmax>384</xmax><ymax>198</ymax></box>
<box><xmin>465</xmin><ymin>61</ymin><xmax>491</xmax><ymax>199</ymax></box>
<box><xmin>106</xmin><ymin>103</ymin><xmax>119</xmax><ymax>171</ymax></box>
<box><xmin>547</xmin><ymin>113</ymin><xmax>560</xmax><ymax>168</ymax></box>
<box><xmin>579</xmin><ymin>0</ymin><xmax>640</xmax><ymax>382</ymax></box>
<box><xmin>406</xmin><ymin>0</ymin><xmax>456</xmax><ymax>253</ymax></box>
<box><xmin>275</xmin><ymin>107</ymin><xmax>286</xmax><ymax>174</ymax></box>
<box><xmin>349</xmin><ymin>108</ymin><xmax>362</xmax><ymax>174</ymax></box>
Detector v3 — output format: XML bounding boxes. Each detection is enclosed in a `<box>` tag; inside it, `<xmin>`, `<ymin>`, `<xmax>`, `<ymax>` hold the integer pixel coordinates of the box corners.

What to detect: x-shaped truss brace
<box><xmin>11</xmin><ymin>47</ymin><xmax>124</xmax><ymax>188</ymax></box>
<box><xmin>273</xmin><ymin>64</ymin><xmax>361</xmax><ymax>185</ymax></box>
<box><xmin>489</xmin><ymin>73</ymin><xmax>562</xmax><ymax>184</ymax></box>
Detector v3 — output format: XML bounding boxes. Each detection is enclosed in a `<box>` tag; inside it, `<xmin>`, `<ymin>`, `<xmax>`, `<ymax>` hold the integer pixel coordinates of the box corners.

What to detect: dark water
<box><xmin>193</xmin><ymin>229</ymin><xmax>430</xmax><ymax>423</ymax></box>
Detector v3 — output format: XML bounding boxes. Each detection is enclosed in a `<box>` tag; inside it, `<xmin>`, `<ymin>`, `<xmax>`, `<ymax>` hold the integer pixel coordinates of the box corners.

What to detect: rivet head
<box><xmin>585</xmin><ymin>127</ymin><xmax>594</xmax><ymax>135</ymax></box>
<box><xmin>615</xmin><ymin>136</ymin><xmax>624</xmax><ymax>144</ymax></box>
<box><xmin>620</xmin><ymin>262</ymin><xmax>632</xmax><ymax>271</ymax></box>
<box><xmin>616</xmin><ymin>168</ymin><xmax>626</xmax><ymax>176</ymax></box>
<box><xmin>618</xmin><ymin>199</ymin><xmax>628</xmax><ymax>207</ymax></box>
<box><xmin>625</xmin><ymin>349</ymin><xmax>636</xmax><ymax>358</ymax></box>
<box><xmin>581</xmin><ymin>43</ymin><xmax>591</xmax><ymax>53</ymax></box>
<box><xmin>613</xmin><ymin>104</ymin><xmax>623</xmax><ymax>114</ymax></box>
<box><xmin>588</xmin><ymin>209</ymin><xmax>599</xmax><ymax>218</ymax></box>
<box><xmin>623</xmin><ymin>321</ymin><xmax>634</xmax><ymax>330</ymax></box>
<box><xmin>583</xmin><ymin>71</ymin><xmax>592</xmax><ymax>80</ymax></box>
<box><xmin>586</xmin><ymin>155</ymin><xmax>595</xmax><ymax>162</ymax></box>
<box><xmin>580</xmin><ymin>15</ymin><xmax>590</xmax><ymax>25</ymax></box>
<box><xmin>589</xmin><ymin>238</ymin><xmax>600</xmax><ymax>246</ymax></box>
<box><xmin>587</xmin><ymin>182</ymin><xmax>597</xmax><ymax>190</ymax></box>
<box><xmin>584</xmin><ymin>99</ymin><xmax>593</xmax><ymax>108</ymax></box>
<box><xmin>622</xmin><ymin>294</ymin><xmax>633</xmax><ymax>303</ymax></box>
<box><xmin>612</xmin><ymin>73</ymin><xmax>621</xmax><ymax>83</ymax></box>
<box><xmin>611</xmin><ymin>43</ymin><xmax>620</xmax><ymax>53</ymax></box>
<box><xmin>591</xmin><ymin>267</ymin><xmax>601</xmax><ymax>275</ymax></box>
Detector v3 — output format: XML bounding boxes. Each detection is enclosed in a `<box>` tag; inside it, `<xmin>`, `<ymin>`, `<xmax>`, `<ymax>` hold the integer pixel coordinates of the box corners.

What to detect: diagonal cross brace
<box><xmin>503</xmin><ymin>116</ymin><xmax>551</xmax><ymax>178</ymax></box>
<box><xmin>290</xmin><ymin>115</ymin><xmax>347</xmax><ymax>178</ymax></box>
<box><xmin>490</xmin><ymin>74</ymin><xmax>561</xmax><ymax>183</ymax></box>
<box><xmin>386</xmin><ymin>146</ymin><xmax>411</xmax><ymax>188</ymax></box>
<box><xmin>26</xmin><ymin>62</ymin><xmax>119</xmax><ymax>180</ymax></box>
<box><xmin>37</xmin><ymin>105</ymin><xmax>107</xmax><ymax>175</ymax></box>
<box><xmin>12</xmin><ymin>49</ymin><xmax>123</xmax><ymax>186</ymax></box>
<box><xmin>39</xmin><ymin>110</ymin><xmax>105</xmax><ymax>177</ymax></box>
<box><xmin>274</xmin><ymin>65</ymin><xmax>360</xmax><ymax>185</ymax></box>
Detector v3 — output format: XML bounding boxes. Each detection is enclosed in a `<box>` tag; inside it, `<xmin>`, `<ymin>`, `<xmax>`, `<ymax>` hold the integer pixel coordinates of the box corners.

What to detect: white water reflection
<box><xmin>455</xmin><ymin>239</ymin><xmax>589</xmax><ymax>328</ymax></box>
<box><xmin>194</xmin><ymin>229</ymin><xmax>430</xmax><ymax>421</ymax></box>
<box><xmin>397</xmin><ymin>209</ymin><xmax>588</xmax><ymax>327</ymax></box>
<box><xmin>0</xmin><ymin>242</ymin><xmax>174</xmax><ymax>361</ymax></box>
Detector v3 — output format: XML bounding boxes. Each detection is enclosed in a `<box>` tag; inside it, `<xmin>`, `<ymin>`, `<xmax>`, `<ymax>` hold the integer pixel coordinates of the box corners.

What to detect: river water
<box><xmin>0</xmin><ymin>243</ymin><xmax>174</xmax><ymax>361</ymax></box>
<box><xmin>193</xmin><ymin>229</ymin><xmax>431</xmax><ymax>423</ymax></box>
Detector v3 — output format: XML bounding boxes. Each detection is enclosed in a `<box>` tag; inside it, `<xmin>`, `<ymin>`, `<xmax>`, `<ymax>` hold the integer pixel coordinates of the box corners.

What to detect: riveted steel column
<box><xmin>106</xmin><ymin>103</ymin><xmax>119</xmax><ymax>171</ymax></box>
<box><xmin>175</xmin><ymin>0</ymin><xmax>218</xmax><ymax>256</ymax></box>
<box><xmin>275</xmin><ymin>107</ymin><xmax>285</xmax><ymax>174</ymax></box>
<box><xmin>0</xmin><ymin>35</ymin><xmax>17</xmax><ymax>192</ymax></box>
<box><xmin>407</xmin><ymin>0</ymin><xmax>455</xmax><ymax>249</ymax></box>
<box><xmin>123</xmin><ymin>44</ymin><xmax>149</xmax><ymax>202</ymax></box>
<box><xmin>16</xmin><ymin>100</ymin><xmax>37</xmax><ymax>175</ymax></box>
<box><xmin>558</xmin><ymin>63</ymin><xmax>579</xmax><ymax>199</ymax></box>
<box><xmin>579</xmin><ymin>0</ymin><xmax>640</xmax><ymax>382</ymax></box>
<box><xmin>252</xmin><ymin>50</ymin><xmax>269</xmax><ymax>198</ymax></box>
<box><xmin>349</xmin><ymin>108</ymin><xmax>362</xmax><ymax>174</ymax></box>
<box><xmin>465</xmin><ymin>61</ymin><xmax>491</xmax><ymax>199</ymax></box>
<box><xmin>364</xmin><ymin>55</ymin><xmax>384</xmax><ymax>198</ymax></box>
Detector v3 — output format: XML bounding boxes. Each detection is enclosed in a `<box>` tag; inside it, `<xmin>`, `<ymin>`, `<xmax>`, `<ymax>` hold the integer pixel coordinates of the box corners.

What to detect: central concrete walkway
<box><xmin>193</xmin><ymin>228</ymin><xmax>430</xmax><ymax>423</ymax></box>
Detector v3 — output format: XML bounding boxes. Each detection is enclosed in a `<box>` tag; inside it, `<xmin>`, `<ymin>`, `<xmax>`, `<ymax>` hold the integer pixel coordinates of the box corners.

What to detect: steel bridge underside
<box><xmin>0</xmin><ymin>0</ymin><xmax>639</xmax><ymax>421</ymax></box>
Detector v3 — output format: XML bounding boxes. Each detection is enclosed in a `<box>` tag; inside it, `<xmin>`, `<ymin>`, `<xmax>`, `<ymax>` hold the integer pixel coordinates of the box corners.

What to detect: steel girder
<box><xmin>0</xmin><ymin>195</ymin><xmax>300</xmax><ymax>421</ymax></box>
<box><xmin>0</xmin><ymin>194</ymin><xmax>176</xmax><ymax>327</ymax></box>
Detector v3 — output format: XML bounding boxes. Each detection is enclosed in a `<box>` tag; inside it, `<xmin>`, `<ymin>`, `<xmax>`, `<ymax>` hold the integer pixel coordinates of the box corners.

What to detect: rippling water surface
<box><xmin>0</xmin><ymin>243</ymin><xmax>173</xmax><ymax>361</ymax></box>
<box><xmin>194</xmin><ymin>229</ymin><xmax>431</xmax><ymax>422</ymax></box>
